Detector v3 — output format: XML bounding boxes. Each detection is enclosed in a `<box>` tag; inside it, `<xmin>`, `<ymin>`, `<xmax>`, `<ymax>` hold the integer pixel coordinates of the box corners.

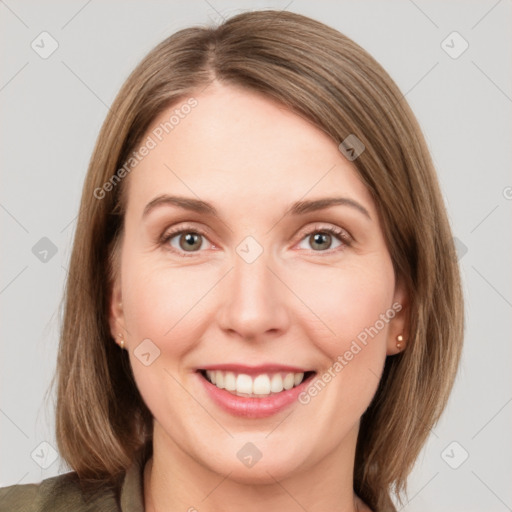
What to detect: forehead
<box><xmin>125</xmin><ymin>83</ymin><xmax>375</xmax><ymax>218</ymax></box>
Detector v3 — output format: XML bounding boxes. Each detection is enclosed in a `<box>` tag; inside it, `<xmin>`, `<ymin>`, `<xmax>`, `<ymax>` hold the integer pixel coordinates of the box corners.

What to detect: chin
<box><xmin>217</xmin><ymin>459</ymin><xmax>305</xmax><ymax>485</ymax></box>
<box><xmin>199</xmin><ymin>441</ymin><xmax>311</xmax><ymax>485</ymax></box>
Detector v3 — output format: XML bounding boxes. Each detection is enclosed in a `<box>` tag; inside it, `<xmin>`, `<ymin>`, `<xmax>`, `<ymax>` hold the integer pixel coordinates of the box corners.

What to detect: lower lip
<box><xmin>197</xmin><ymin>371</ymin><xmax>314</xmax><ymax>419</ymax></box>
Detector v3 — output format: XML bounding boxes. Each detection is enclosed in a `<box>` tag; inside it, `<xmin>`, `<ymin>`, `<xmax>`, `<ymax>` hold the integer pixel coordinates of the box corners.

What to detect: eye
<box><xmin>160</xmin><ymin>225</ymin><xmax>213</xmax><ymax>257</ymax></box>
<box><xmin>295</xmin><ymin>224</ymin><xmax>352</xmax><ymax>253</ymax></box>
<box><xmin>159</xmin><ymin>223</ymin><xmax>352</xmax><ymax>258</ymax></box>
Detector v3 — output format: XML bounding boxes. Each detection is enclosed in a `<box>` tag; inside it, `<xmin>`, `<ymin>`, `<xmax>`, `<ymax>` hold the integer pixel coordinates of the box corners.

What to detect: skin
<box><xmin>109</xmin><ymin>82</ymin><xmax>408</xmax><ymax>512</ymax></box>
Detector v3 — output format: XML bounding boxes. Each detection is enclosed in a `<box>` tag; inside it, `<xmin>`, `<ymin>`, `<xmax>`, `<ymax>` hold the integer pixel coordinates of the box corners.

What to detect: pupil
<box><xmin>312</xmin><ymin>233</ymin><xmax>330</xmax><ymax>250</ymax></box>
<box><xmin>181</xmin><ymin>233</ymin><xmax>200</xmax><ymax>250</ymax></box>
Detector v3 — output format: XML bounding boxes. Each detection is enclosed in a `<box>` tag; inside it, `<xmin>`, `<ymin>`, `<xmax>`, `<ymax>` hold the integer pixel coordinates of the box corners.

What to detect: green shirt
<box><xmin>0</xmin><ymin>456</ymin><xmax>145</xmax><ymax>511</ymax></box>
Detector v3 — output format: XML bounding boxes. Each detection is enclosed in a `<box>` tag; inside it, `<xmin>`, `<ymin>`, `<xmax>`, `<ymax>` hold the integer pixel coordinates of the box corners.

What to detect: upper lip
<box><xmin>198</xmin><ymin>364</ymin><xmax>314</xmax><ymax>375</ymax></box>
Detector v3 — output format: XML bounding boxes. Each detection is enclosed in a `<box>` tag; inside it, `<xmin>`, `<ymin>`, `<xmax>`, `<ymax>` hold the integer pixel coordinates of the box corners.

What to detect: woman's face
<box><xmin>109</xmin><ymin>82</ymin><xmax>407</xmax><ymax>482</ymax></box>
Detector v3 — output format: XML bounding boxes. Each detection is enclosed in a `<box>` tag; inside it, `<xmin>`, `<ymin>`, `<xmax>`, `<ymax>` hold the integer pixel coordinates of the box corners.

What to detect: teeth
<box><xmin>253</xmin><ymin>374</ymin><xmax>270</xmax><ymax>395</ymax></box>
<box><xmin>270</xmin><ymin>373</ymin><xmax>284</xmax><ymax>393</ymax></box>
<box><xmin>236</xmin><ymin>374</ymin><xmax>253</xmax><ymax>394</ymax></box>
<box><xmin>294</xmin><ymin>373</ymin><xmax>303</xmax><ymax>386</ymax></box>
<box><xmin>283</xmin><ymin>373</ymin><xmax>295</xmax><ymax>390</ymax></box>
<box><xmin>203</xmin><ymin>370</ymin><xmax>306</xmax><ymax>397</ymax></box>
<box><xmin>215</xmin><ymin>371</ymin><xmax>225</xmax><ymax>389</ymax></box>
<box><xmin>224</xmin><ymin>372</ymin><xmax>236</xmax><ymax>391</ymax></box>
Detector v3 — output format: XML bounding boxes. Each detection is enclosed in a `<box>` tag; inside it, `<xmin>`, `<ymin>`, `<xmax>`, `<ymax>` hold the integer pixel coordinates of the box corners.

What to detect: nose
<box><xmin>216</xmin><ymin>245</ymin><xmax>291</xmax><ymax>342</ymax></box>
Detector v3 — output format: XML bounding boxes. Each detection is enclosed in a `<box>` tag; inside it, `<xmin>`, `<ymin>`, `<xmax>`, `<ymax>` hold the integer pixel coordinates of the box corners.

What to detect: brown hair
<box><xmin>52</xmin><ymin>9</ymin><xmax>464</xmax><ymax>511</ymax></box>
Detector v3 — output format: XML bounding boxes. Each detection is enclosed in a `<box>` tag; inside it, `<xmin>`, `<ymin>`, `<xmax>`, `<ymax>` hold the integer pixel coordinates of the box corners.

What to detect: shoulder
<box><xmin>0</xmin><ymin>471</ymin><xmax>119</xmax><ymax>512</ymax></box>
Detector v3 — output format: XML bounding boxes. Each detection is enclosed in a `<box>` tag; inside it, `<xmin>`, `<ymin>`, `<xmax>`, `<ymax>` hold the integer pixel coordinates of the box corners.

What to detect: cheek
<box><xmin>290</xmin><ymin>259</ymin><xmax>395</xmax><ymax>415</ymax></box>
<box><xmin>290</xmin><ymin>259</ymin><xmax>395</xmax><ymax>352</ymax></box>
<box><xmin>121</xmin><ymin>255</ymin><xmax>216</xmax><ymax>422</ymax></box>
<box><xmin>285</xmin><ymin>283</ymin><xmax>388</xmax><ymax>432</ymax></box>
<box><xmin>298</xmin><ymin>262</ymin><xmax>395</xmax><ymax>413</ymax></box>
<box><xmin>121</xmin><ymin>253</ymin><xmax>217</xmax><ymax>352</ymax></box>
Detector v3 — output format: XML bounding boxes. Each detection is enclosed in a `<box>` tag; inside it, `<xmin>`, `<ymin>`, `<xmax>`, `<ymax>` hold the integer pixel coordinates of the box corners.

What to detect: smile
<box><xmin>196</xmin><ymin>365</ymin><xmax>317</xmax><ymax>418</ymax></box>
<box><xmin>199</xmin><ymin>369</ymin><xmax>315</xmax><ymax>397</ymax></box>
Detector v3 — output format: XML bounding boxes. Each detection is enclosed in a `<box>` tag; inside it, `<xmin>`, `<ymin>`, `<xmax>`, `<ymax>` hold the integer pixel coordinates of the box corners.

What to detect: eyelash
<box><xmin>158</xmin><ymin>223</ymin><xmax>352</xmax><ymax>258</ymax></box>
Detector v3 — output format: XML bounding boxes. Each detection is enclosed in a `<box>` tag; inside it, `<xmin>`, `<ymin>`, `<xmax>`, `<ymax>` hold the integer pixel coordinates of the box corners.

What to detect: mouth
<box><xmin>196</xmin><ymin>368</ymin><xmax>317</xmax><ymax>398</ymax></box>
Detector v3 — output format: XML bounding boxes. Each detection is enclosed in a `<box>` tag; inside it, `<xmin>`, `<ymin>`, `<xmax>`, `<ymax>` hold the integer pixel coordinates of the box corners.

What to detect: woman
<box><xmin>0</xmin><ymin>9</ymin><xmax>463</xmax><ymax>512</ymax></box>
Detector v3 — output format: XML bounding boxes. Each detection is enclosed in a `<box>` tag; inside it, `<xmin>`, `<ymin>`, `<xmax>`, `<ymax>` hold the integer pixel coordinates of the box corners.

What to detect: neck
<box><xmin>143</xmin><ymin>422</ymin><xmax>370</xmax><ymax>512</ymax></box>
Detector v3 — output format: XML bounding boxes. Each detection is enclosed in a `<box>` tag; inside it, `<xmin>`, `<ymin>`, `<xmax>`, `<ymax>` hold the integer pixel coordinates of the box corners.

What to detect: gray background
<box><xmin>1</xmin><ymin>1</ymin><xmax>511</xmax><ymax>510</ymax></box>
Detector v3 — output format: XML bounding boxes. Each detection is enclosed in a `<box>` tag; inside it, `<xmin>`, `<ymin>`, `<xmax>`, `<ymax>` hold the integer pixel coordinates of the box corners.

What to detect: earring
<box><xmin>118</xmin><ymin>333</ymin><xmax>125</xmax><ymax>350</ymax></box>
<box><xmin>396</xmin><ymin>334</ymin><xmax>404</xmax><ymax>351</ymax></box>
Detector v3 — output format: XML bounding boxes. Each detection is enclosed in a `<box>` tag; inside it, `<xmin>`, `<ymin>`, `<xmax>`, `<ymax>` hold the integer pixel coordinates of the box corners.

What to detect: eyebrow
<box><xmin>142</xmin><ymin>194</ymin><xmax>371</xmax><ymax>220</ymax></box>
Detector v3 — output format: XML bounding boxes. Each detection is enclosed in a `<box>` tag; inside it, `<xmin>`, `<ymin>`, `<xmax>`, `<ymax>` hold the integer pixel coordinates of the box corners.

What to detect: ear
<box><xmin>109</xmin><ymin>275</ymin><xmax>126</xmax><ymax>349</ymax></box>
<box><xmin>386</xmin><ymin>277</ymin><xmax>410</xmax><ymax>356</ymax></box>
